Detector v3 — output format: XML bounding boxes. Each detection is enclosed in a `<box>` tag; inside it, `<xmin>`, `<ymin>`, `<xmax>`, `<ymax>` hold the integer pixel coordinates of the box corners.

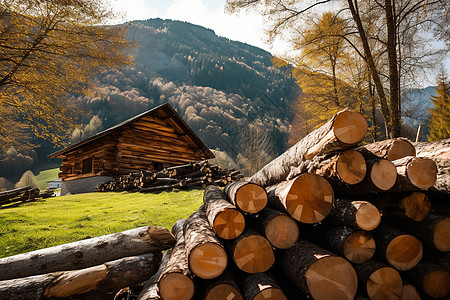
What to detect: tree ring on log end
<box><xmin>366</xmin><ymin>267</ymin><xmax>403</xmax><ymax>300</ymax></box>
<box><xmin>354</xmin><ymin>202</ymin><xmax>381</xmax><ymax>231</ymax></box>
<box><xmin>214</xmin><ymin>208</ymin><xmax>245</xmax><ymax>240</ymax></box>
<box><xmin>406</xmin><ymin>157</ymin><xmax>438</xmax><ymax>189</ymax></box>
<box><xmin>400</xmin><ymin>283</ymin><xmax>420</xmax><ymax>300</ymax></box>
<box><xmin>423</xmin><ymin>268</ymin><xmax>450</xmax><ymax>298</ymax></box>
<box><xmin>370</xmin><ymin>159</ymin><xmax>397</xmax><ymax>191</ymax></box>
<box><xmin>401</xmin><ymin>192</ymin><xmax>430</xmax><ymax>222</ymax></box>
<box><xmin>189</xmin><ymin>243</ymin><xmax>227</xmax><ymax>279</ymax></box>
<box><xmin>254</xmin><ymin>288</ymin><xmax>287</xmax><ymax>300</ymax></box>
<box><xmin>333</xmin><ymin>110</ymin><xmax>368</xmax><ymax>144</ymax></box>
<box><xmin>337</xmin><ymin>150</ymin><xmax>367</xmax><ymax>185</ymax></box>
<box><xmin>386</xmin><ymin>235</ymin><xmax>423</xmax><ymax>271</ymax></box>
<box><xmin>305</xmin><ymin>256</ymin><xmax>357</xmax><ymax>300</ymax></box>
<box><xmin>233</xmin><ymin>235</ymin><xmax>274</xmax><ymax>273</ymax></box>
<box><xmin>286</xmin><ymin>173</ymin><xmax>334</xmax><ymax>224</ymax></box>
<box><xmin>434</xmin><ymin>217</ymin><xmax>450</xmax><ymax>252</ymax></box>
<box><xmin>343</xmin><ymin>231</ymin><xmax>375</xmax><ymax>263</ymax></box>
<box><xmin>159</xmin><ymin>272</ymin><xmax>195</xmax><ymax>300</ymax></box>
<box><xmin>265</xmin><ymin>214</ymin><xmax>299</xmax><ymax>249</ymax></box>
<box><xmin>205</xmin><ymin>284</ymin><xmax>243</xmax><ymax>300</ymax></box>
<box><xmin>386</xmin><ymin>140</ymin><xmax>416</xmax><ymax>161</ymax></box>
<box><xmin>235</xmin><ymin>183</ymin><xmax>268</xmax><ymax>213</ymax></box>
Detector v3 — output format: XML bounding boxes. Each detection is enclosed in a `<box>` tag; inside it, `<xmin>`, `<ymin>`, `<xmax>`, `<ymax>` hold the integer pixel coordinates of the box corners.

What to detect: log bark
<box><xmin>266</xmin><ymin>173</ymin><xmax>334</xmax><ymax>224</ymax></box>
<box><xmin>367</xmin><ymin>192</ymin><xmax>431</xmax><ymax>222</ymax></box>
<box><xmin>281</xmin><ymin>240</ymin><xmax>358</xmax><ymax>300</ymax></box>
<box><xmin>183</xmin><ymin>205</ymin><xmax>227</xmax><ymax>279</ymax></box>
<box><xmin>230</xmin><ymin>229</ymin><xmax>275</xmax><ymax>274</ymax></box>
<box><xmin>0</xmin><ymin>226</ymin><xmax>175</xmax><ymax>281</ymax></box>
<box><xmin>382</xmin><ymin>214</ymin><xmax>450</xmax><ymax>252</ymax></box>
<box><xmin>203</xmin><ymin>272</ymin><xmax>243</xmax><ymax>300</ymax></box>
<box><xmin>248</xmin><ymin>109</ymin><xmax>368</xmax><ymax>187</ymax></box>
<box><xmin>242</xmin><ymin>272</ymin><xmax>287</xmax><ymax>300</ymax></box>
<box><xmin>372</xmin><ymin>225</ymin><xmax>423</xmax><ymax>271</ymax></box>
<box><xmin>391</xmin><ymin>156</ymin><xmax>438</xmax><ymax>191</ymax></box>
<box><xmin>327</xmin><ymin>199</ymin><xmax>381</xmax><ymax>231</ymax></box>
<box><xmin>0</xmin><ymin>186</ymin><xmax>32</xmax><ymax>202</ymax></box>
<box><xmin>310</xmin><ymin>225</ymin><xmax>375</xmax><ymax>264</ymax></box>
<box><xmin>224</xmin><ymin>181</ymin><xmax>268</xmax><ymax>214</ymax></box>
<box><xmin>203</xmin><ymin>185</ymin><xmax>245</xmax><ymax>239</ymax></box>
<box><xmin>0</xmin><ymin>253</ymin><xmax>161</xmax><ymax>300</ymax></box>
<box><xmin>252</xmin><ymin>207</ymin><xmax>299</xmax><ymax>249</ymax></box>
<box><xmin>158</xmin><ymin>219</ymin><xmax>195</xmax><ymax>300</ymax></box>
<box><xmin>353</xmin><ymin>260</ymin><xmax>403</xmax><ymax>300</ymax></box>
<box><xmin>405</xmin><ymin>261</ymin><xmax>450</xmax><ymax>299</ymax></box>
<box><xmin>355</xmin><ymin>138</ymin><xmax>416</xmax><ymax>161</ymax></box>
<box><xmin>137</xmin><ymin>249</ymin><xmax>172</xmax><ymax>300</ymax></box>
<box><xmin>288</xmin><ymin>150</ymin><xmax>367</xmax><ymax>186</ymax></box>
<box><xmin>414</xmin><ymin>138</ymin><xmax>450</xmax><ymax>197</ymax></box>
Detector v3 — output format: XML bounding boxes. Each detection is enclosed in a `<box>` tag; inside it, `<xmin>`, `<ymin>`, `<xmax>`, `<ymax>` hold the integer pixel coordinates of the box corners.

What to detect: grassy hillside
<box><xmin>0</xmin><ymin>190</ymin><xmax>203</xmax><ymax>258</ymax></box>
<box><xmin>35</xmin><ymin>167</ymin><xmax>59</xmax><ymax>190</ymax></box>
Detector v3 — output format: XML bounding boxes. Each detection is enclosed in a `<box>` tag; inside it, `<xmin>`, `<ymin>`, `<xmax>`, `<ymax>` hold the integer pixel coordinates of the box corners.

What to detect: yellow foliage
<box><xmin>0</xmin><ymin>0</ymin><xmax>135</xmax><ymax>150</ymax></box>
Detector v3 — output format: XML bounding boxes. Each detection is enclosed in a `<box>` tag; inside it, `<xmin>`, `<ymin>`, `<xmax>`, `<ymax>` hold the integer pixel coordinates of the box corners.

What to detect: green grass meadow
<box><xmin>34</xmin><ymin>167</ymin><xmax>60</xmax><ymax>190</ymax></box>
<box><xmin>0</xmin><ymin>190</ymin><xmax>203</xmax><ymax>258</ymax></box>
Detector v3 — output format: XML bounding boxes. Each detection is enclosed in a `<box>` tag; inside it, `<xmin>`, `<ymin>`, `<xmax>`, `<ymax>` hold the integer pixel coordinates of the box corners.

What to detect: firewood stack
<box><xmin>138</xmin><ymin>109</ymin><xmax>449</xmax><ymax>300</ymax></box>
<box><xmin>96</xmin><ymin>160</ymin><xmax>243</xmax><ymax>193</ymax></box>
<box><xmin>0</xmin><ymin>186</ymin><xmax>55</xmax><ymax>209</ymax></box>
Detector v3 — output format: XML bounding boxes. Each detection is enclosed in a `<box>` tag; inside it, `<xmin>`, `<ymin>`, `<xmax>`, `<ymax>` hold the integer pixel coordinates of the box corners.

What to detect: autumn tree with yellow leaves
<box><xmin>0</xmin><ymin>0</ymin><xmax>134</xmax><ymax>150</ymax></box>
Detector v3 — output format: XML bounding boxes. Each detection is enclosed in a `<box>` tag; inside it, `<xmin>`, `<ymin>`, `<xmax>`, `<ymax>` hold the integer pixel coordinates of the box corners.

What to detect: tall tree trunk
<box><xmin>385</xmin><ymin>0</ymin><xmax>401</xmax><ymax>137</ymax></box>
<box><xmin>347</xmin><ymin>0</ymin><xmax>391</xmax><ymax>135</ymax></box>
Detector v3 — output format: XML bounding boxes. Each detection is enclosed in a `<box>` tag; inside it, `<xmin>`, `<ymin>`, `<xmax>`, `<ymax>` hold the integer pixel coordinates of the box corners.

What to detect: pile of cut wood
<box><xmin>96</xmin><ymin>160</ymin><xmax>243</xmax><ymax>193</ymax></box>
<box><xmin>0</xmin><ymin>186</ymin><xmax>55</xmax><ymax>209</ymax></box>
<box><xmin>1</xmin><ymin>110</ymin><xmax>449</xmax><ymax>300</ymax></box>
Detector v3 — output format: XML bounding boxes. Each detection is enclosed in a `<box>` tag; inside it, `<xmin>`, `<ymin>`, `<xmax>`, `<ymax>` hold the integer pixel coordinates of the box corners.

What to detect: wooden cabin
<box><xmin>49</xmin><ymin>103</ymin><xmax>214</xmax><ymax>194</ymax></box>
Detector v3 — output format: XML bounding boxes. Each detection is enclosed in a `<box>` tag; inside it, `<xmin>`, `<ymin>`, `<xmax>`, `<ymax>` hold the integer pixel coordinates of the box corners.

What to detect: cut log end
<box><xmin>306</xmin><ymin>256</ymin><xmax>358</xmax><ymax>300</ymax></box>
<box><xmin>370</xmin><ymin>159</ymin><xmax>397</xmax><ymax>191</ymax></box>
<box><xmin>401</xmin><ymin>192</ymin><xmax>431</xmax><ymax>222</ymax></box>
<box><xmin>205</xmin><ymin>283</ymin><xmax>243</xmax><ymax>300</ymax></box>
<box><xmin>159</xmin><ymin>273</ymin><xmax>195</xmax><ymax>300</ymax></box>
<box><xmin>233</xmin><ymin>235</ymin><xmax>275</xmax><ymax>273</ymax></box>
<box><xmin>189</xmin><ymin>243</ymin><xmax>227</xmax><ymax>279</ymax></box>
<box><xmin>343</xmin><ymin>231</ymin><xmax>376</xmax><ymax>264</ymax></box>
<box><xmin>354</xmin><ymin>201</ymin><xmax>381</xmax><ymax>231</ymax></box>
<box><xmin>214</xmin><ymin>208</ymin><xmax>245</xmax><ymax>240</ymax></box>
<box><xmin>337</xmin><ymin>150</ymin><xmax>367</xmax><ymax>185</ymax></box>
<box><xmin>254</xmin><ymin>288</ymin><xmax>287</xmax><ymax>300</ymax></box>
<box><xmin>386</xmin><ymin>235</ymin><xmax>423</xmax><ymax>271</ymax></box>
<box><xmin>333</xmin><ymin>110</ymin><xmax>368</xmax><ymax>144</ymax></box>
<box><xmin>265</xmin><ymin>214</ymin><xmax>299</xmax><ymax>249</ymax></box>
<box><xmin>400</xmin><ymin>283</ymin><xmax>420</xmax><ymax>300</ymax></box>
<box><xmin>406</xmin><ymin>157</ymin><xmax>438</xmax><ymax>189</ymax></box>
<box><xmin>366</xmin><ymin>267</ymin><xmax>403</xmax><ymax>300</ymax></box>
<box><xmin>236</xmin><ymin>183</ymin><xmax>268</xmax><ymax>213</ymax></box>
<box><xmin>286</xmin><ymin>174</ymin><xmax>334</xmax><ymax>223</ymax></box>
<box><xmin>423</xmin><ymin>268</ymin><xmax>450</xmax><ymax>299</ymax></box>
<box><xmin>386</xmin><ymin>139</ymin><xmax>416</xmax><ymax>161</ymax></box>
<box><xmin>434</xmin><ymin>217</ymin><xmax>450</xmax><ymax>252</ymax></box>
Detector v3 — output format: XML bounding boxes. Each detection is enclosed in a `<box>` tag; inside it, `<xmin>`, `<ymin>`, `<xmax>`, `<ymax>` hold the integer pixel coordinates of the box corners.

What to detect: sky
<box><xmin>110</xmin><ymin>0</ymin><xmax>449</xmax><ymax>87</ymax></box>
<box><xmin>110</xmin><ymin>0</ymin><xmax>284</xmax><ymax>54</ymax></box>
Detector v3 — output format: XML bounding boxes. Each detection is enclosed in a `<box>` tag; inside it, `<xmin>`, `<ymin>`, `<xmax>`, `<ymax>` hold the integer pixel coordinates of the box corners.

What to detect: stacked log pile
<box><xmin>96</xmin><ymin>160</ymin><xmax>243</xmax><ymax>193</ymax></box>
<box><xmin>137</xmin><ymin>109</ymin><xmax>449</xmax><ymax>300</ymax></box>
<box><xmin>0</xmin><ymin>186</ymin><xmax>55</xmax><ymax>209</ymax></box>
<box><xmin>1</xmin><ymin>110</ymin><xmax>449</xmax><ymax>299</ymax></box>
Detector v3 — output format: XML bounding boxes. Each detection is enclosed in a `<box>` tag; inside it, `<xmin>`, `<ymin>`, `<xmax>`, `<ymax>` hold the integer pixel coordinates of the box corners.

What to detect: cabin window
<box><xmin>82</xmin><ymin>157</ymin><xmax>93</xmax><ymax>174</ymax></box>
